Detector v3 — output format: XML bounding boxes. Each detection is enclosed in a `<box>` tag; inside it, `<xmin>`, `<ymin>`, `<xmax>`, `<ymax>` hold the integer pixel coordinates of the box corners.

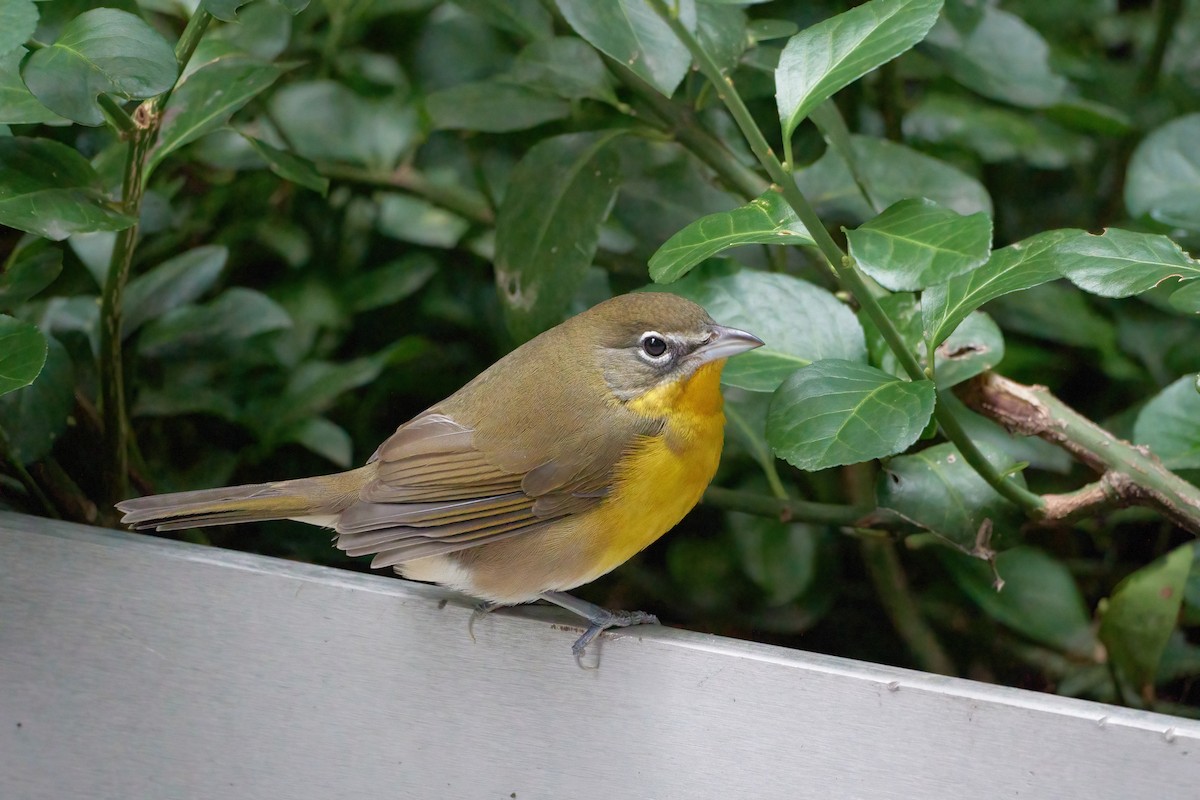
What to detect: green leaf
<box><xmin>242</xmin><ymin>135</ymin><xmax>329</xmax><ymax>195</ymax></box>
<box><xmin>202</xmin><ymin>0</ymin><xmax>254</xmax><ymax>21</ymax></box>
<box><xmin>1100</xmin><ymin>544</ymin><xmax>1194</xmax><ymax>693</ymax></box>
<box><xmin>696</xmin><ymin>2</ymin><xmax>748</xmax><ymax>73</ymax></box>
<box><xmin>555</xmin><ymin>0</ymin><xmax>697</xmax><ymax>97</ymax></box>
<box><xmin>426</xmin><ymin>81</ymin><xmax>570</xmax><ymax>132</ymax></box>
<box><xmin>0</xmin><ymin>240</ymin><xmax>62</xmax><ymax>309</ymax></box>
<box><xmin>939</xmin><ymin>546</ymin><xmax>1096</xmax><ymax>656</ymax></box>
<box><xmin>731</xmin><ymin>509</ymin><xmax>820</xmax><ymax>606</ymax></box>
<box><xmin>879</xmin><ymin>440</ymin><xmax>1026</xmax><ymax>551</ymax></box>
<box><xmin>0</xmin><ymin>0</ymin><xmax>38</xmax><ymax>59</ymax></box>
<box><xmin>922</xmin><ymin>5</ymin><xmax>1068</xmax><ymax>108</ymax></box>
<box><xmin>342</xmin><ymin>255</ymin><xmax>439</xmax><ymax>313</ymax></box>
<box><xmin>846</xmin><ymin>198</ymin><xmax>991</xmax><ymax>291</ymax></box>
<box><xmin>922</xmin><ymin>228</ymin><xmax>1073</xmax><ymax>347</ymax></box>
<box><xmin>453</xmin><ymin>0</ymin><xmax>553</xmax><ymax>40</ymax></box>
<box><xmin>377</xmin><ymin>194</ymin><xmax>470</xmax><ymax>249</ymax></box>
<box><xmin>149</xmin><ymin>57</ymin><xmax>288</xmax><ymax>172</ymax></box>
<box><xmin>0</xmin><ymin>314</ymin><xmax>47</xmax><ymax>397</ymax></box>
<box><xmin>286</xmin><ymin>416</ymin><xmax>354</xmax><ymax>468</ymax></box>
<box><xmin>20</xmin><ymin>8</ymin><xmax>178</xmax><ymax>126</ymax></box>
<box><xmin>1134</xmin><ymin>376</ymin><xmax>1200</xmax><ymax>470</ymax></box>
<box><xmin>0</xmin><ymin>137</ymin><xmax>135</xmax><ymax>241</ymax></box>
<box><xmin>0</xmin><ymin>47</ymin><xmax>66</xmax><ymax>124</ymax></box>
<box><xmin>649</xmin><ymin>190</ymin><xmax>814</xmax><ymax>283</ymax></box>
<box><xmin>1125</xmin><ymin>113</ymin><xmax>1200</xmax><ymax>231</ymax></box>
<box><xmin>495</xmin><ymin>130</ymin><xmax>624</xmax><ymax>341</ymax></box>
<box><xmin>776</xmin><ymin>0</ymin><xmax>942</xmax><ymax>138</ymax></box>
<box><xmin>138</xmin><ymin>288</ymin><xmax>292</xmax><ymax>358</ymax></box>
<box><xmin>123</xmin><ymin>246</ymin><xmax>228</xmax><ymax>338</ymax></box>
<box><xmin>934</xmin><ymin>311</ymin><xmax>1004</xmax><ymax>389</ymax></box>
<box><xmin>1055</xmin><ymin>228</ymin><xmax>1200</xmax><ymax>299</ymax></box>
<box><xmin>510</xmin><ymin>37</ymin><xmax>619</xmax><ymax>104</ymax></box>
<box><xmin>796</xmin><ymin>134</ymin><xmax>992</xmax><ymax>223</ymax></box>
<box><xmin>1170</xmin><ymin>280</ymin><xmax>1200</xmax><ymax>314</ymax></box>
<box><xmin>767</xmin><ymin>359</ymin><xmax>935</xmax><ymax>470</ymax></box>
<box><xmin>0</xmin><ymin>335</ymin><xmax>72</xmax><ymax>463</ymax></box>
<box><xmin>270</xmin><ymin>80</ymin><xmax>418</xmax><ymax>170</ymax></box>
<box><xmin>658</xmin><ymin>271</ymin><xmax>867</xmax><ymax>392</ymax></box>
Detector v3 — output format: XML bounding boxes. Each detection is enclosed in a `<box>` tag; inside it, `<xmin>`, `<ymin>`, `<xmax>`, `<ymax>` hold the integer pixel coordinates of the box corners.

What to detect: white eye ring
<box><xmin>639</xmin><ymin>331</ymin><xmax>670</xmax><ymax>361</ymax></box>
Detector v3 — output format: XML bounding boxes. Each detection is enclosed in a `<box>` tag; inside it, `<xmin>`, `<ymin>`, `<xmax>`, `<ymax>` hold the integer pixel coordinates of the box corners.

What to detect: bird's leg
<box><xmin>539</xmin><ymin>592</ymin><xmax>659</xmax><ymax>657</ymax></box>
<box><xmin>468</xmin><ymin>600</ymin><xmax>498</xmax><ymax>643</ymax></box>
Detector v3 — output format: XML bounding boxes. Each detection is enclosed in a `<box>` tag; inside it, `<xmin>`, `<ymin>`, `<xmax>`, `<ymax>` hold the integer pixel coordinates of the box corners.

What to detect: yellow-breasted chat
<box><xmin>117</xmin><ymin>292</ymin><xmax>764</xmax><ymax>655</ymax></box>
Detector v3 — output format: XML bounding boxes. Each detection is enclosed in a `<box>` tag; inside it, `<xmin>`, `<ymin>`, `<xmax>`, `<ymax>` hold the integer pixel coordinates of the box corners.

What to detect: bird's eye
<box><xmin>641</xmin><ymin>334</ymin><xmax>668</xmax><ymax>358</ymax></box>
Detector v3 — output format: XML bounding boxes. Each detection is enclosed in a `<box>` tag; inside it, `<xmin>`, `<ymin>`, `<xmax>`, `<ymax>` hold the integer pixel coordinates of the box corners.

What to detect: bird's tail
<box><xmin>116</xmin><ymin>467</ymin><xmax>371</xmax><ymax>531</ymax></box>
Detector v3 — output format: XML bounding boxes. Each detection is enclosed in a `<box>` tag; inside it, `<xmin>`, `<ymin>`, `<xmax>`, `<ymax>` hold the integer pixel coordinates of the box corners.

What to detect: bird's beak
<box><xmin>694</xmin><ymin>325</ymin><xmax>765</xmax><ymax>365</ymax></box>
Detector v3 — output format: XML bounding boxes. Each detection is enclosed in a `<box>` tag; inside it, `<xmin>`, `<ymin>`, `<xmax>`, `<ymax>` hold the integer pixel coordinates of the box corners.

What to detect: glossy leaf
<box><xmin>939</xmin><ymin>546</ymin><xmax>1096</xmax><ymax>656</ymax></box>
<box><xmin>879</xmin><ymin>441</ymin><xmax>1027</xmax><ymax>551</ymax></box>
<box><xmin>1056</xmin><ymin>228</ymin><xmax>1200</xmax><ymax>299</ymax></box>
<box><xmin>649</xmin><ymin>190</ymin><xmax>814</xmax><ymax>283</ymax></box>
<box><xmin>496</xmin><ymin>131</ymin><xmax>624</xmax><ymax>341</ymax></box>
<box><xmin>0</xmin><ymin>137</ymin><xmax>135</xmax><ymax>241</ymax></box>
<box><xmin>426</xmin><ymin>81</ymin><xmax>570</xmax><ymax>132</ymax></box>
<box><xmin>846</xmin><ymin>198</ymin><xmax>992</xmax><ymax>291</ymax></box>
<box><xmin>922</xmin><ymin>228</ymin><xmax>1074</xmax><ymax>347</ymax></box>
<box><xmin>696</xmin><ymin>2</ymin><xmax>748</xmax><ymax>72</ymax></box>
<box><xmin>150</xmin><ymin>57</ymin><xmax>288</xmax><ymax>172</ymax></box>
<box><xmin>0</xmin><ymin>241</ymin><xmax>62</xmax><ymax>309</ymax></box>
<box><xmin>0</xmin><ymin>0</ymin><xmax>38</xmax><ymax>58</ymax></box>
<box><xmin>0</xmin><ymin>314</ymin><xmax>47</xmax><ymax>397</ymax></box>
<box><xmin>767</xmin><ymin>359</ymin><xmax>935</xmax><ymax>470</ymax></box>
<box><xmin>123</xmin><ymin>246</ymin><xmax>229</xmax><ymax>338</ymax></box>
<box><xmin>510</xmin><ymin>37</ymin><xmax>619</xmax><ymax>104</ymax></box>
<box><xmin>662</xmin><ymin>271</ymin><xmax>867</xmax><ymax>392</ymax></box>
<box><xmin>1134</xmin><ymin>376</ymin><xmax>1200</xmax><ymax>470</ymax></box>
<box><xmin>776</xmin><ymin>0</ymin><xmax>942</xmax><ymax>138</ymax></box>
<box><xmin>242</xmin><ymin>135</ymin><xmax>329</xmax><ymax>195</ymax></box>
<box><xmin>922</xmin><ymin>5</ymin><xmax>1068</xmax><ymax>108</ymax></box>
<box><xmin>1125</xmin><ymin>113</ymin><xmax>1200</xmax><ymax>231</ymax></box>
<box><xmin>0</xmin><ymin>336</ymin><xmax>72</xmax><ymax>463</ymax></box>
<box><xmin>0</xmin><ymin>48</ymin><xmax>66</xmax><ymax>124</ymax></box>
<box><xmin>1100</xmin><ymin>544</ymin><xmax>1194</xmax><ymax>692</ymax></box>
<box><xmin>555</xmin><ymin>0</ymin><xmax>697</xmax><ymax>97</ymax></box>
<box><xmin>796</xmin><ymin>134</ymin><xmax>992</xmax><ymax>223</ymax></box>
<box><xmin>138</xmin><ymin>288</ymin><xmax>292</xmax><ymax>358</ymax></box>
<box><xmin>20</xmin><ymin>8</ymin><xmax>177</xmax><ymax>126</ymax></box>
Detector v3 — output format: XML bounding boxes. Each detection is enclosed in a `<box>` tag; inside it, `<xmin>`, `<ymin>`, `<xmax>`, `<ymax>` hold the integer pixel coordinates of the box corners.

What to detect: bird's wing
<box><xmin>335</xmin><ymin>409</ymin><xmax>661</xmax><ymax>567</ymax></box>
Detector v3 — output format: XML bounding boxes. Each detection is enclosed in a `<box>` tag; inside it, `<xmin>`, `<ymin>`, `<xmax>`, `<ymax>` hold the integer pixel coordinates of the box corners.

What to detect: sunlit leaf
<box><xmin>649</xmin><ymin>190</ymin><xmax>814</xmax><ymax>283</ymax></box>
<box><xmin>767</xmin><ymin>359</ymin><xmax>934</xmax><ymax>470</ymax></box>
<box><xmin>777</xmin><ymin>0</ymin><xmax>942</xmax><ymax>138</ymax></box>
<box><xmin>846</xmin><ymin>198</ymin><xmax>992</xmax><ymax>291</ymax></box>
<box><xmin>21</xmin><ymin>8</ymin><xmax>177</xmax><ymax>126</ymax></box>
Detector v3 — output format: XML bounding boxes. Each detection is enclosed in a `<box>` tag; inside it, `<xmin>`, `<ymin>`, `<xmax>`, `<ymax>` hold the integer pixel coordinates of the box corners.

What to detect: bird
<box><xmin>117</xmin><ymin>291</ymin><xmax>764</xmax><ymax>656</ymax></box>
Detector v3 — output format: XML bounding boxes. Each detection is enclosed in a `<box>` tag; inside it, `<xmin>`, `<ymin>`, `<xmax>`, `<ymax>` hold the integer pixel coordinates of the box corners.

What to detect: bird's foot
<box><xmin>539</xmin><ymin>592</ymin><xmax>659</xmax><ymax>660</ymax></box>
<box><xmin>467</xmin><ymin>600</ymin><xmax>498</xmax><ymax>643</ymax></box>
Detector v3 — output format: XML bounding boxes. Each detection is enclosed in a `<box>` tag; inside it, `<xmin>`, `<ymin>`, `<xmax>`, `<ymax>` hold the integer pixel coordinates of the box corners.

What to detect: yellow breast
<box><xmin>586</xmin><ymin>360</ymin><xmax>728</xmax><ymax>576</ymax></box>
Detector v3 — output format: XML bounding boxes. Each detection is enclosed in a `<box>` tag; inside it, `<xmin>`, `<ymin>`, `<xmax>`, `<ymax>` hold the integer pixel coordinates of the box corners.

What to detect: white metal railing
<box><xmin>1</xmin><ymin>510</ymin><xmax>1197</xmax><ymax>800</ymax></box>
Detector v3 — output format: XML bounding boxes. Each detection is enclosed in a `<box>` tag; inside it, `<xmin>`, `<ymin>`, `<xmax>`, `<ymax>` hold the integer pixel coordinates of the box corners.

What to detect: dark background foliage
<box><xmin>2</xmin><ymin>0</ymin><xmax>1200</xmax><ymax>716</ymax></box>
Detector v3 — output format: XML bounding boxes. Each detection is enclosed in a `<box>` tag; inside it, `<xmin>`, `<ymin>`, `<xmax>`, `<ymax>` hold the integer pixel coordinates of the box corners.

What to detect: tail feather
<box><xmin>116</xmin><ymin>467</ymin><xmax>371</xmax><ymax>531</ymax></box>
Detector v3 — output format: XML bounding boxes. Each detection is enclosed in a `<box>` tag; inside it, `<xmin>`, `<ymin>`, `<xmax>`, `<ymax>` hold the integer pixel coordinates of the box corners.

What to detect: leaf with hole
<box><xmin>767</xmin><ymin>359</ymin><xmax>934</xmax><ymax>470</ymax></box>
<box><xmin>0</xmin><ymin>314</ymin><xmax>47</xmax><ymax>397</ymax></box>
<box><xmin>1055</xmin><ymin>228</ymin><xmax>1200</xmax><ymax>299</ymax></box>
<box><xmin>776</xmin><ymin>0</ymin><xmax>942</xmax><ymax>138</ymax></box>
<box><xmin>847</xmin><ymin>198</ymin><xmax>992</xmax><ymax>291</ymax></box>
<box><xmin>0</xmin><ymin>137</ymin><xmax>135</xmax><ymax>240</ymax></box>
<box><xmin>649</xmin><ymin>190</ymin><xmax>814</xmax><ymax>283</ymax></box>
<box><xmin>1134</xmin><ymin>376</ymin><xmax>1200</xmax><ymax>471</ymax></box>
<box><xmin>922</xmin><ymin>228</ymin><xmax>1074</xmax><ymax>347</ymax></box>
<box><xmin>1099</xmin><ymin>544</ymin><xmax>1194</xmax><ymax>693</ymax></box>
<box><xmin>496</xmin><ymin>130</ymin><xmax>625</xmax><ymax>341</ymax></box>
<box><xmin>20</xmin><ymin>8</ymin><xmax>177</xmax><ymax>126</ymax></box>
<box><xmin>555</xmin><ymin>0</ymin><xmax>697</xmax><ymax>97</ymax></box>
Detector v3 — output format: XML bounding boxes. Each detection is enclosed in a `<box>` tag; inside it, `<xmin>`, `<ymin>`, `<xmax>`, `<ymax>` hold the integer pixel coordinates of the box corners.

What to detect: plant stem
<box><xmin>97</xmin><ymin>95</ymin><xmax>136</xmax><ymax>136</ymax></box>
<box><xmin>646</xmin><ymin>0</ymin><xmax>1044</xmax><ymax>516</ymax></box>
<box><xmin>702</xmin><ymin>485</ymin><xmax>874</xmax><ymax>527</ymax></box>
<box><xmin>960</xmin><ymin>373</ymin><xmax>1200</xmax><ymax>534</ymax></box>
<box><xmin>318</xmin><ymin>162</ymin><xmax>496</xmax><ymax>225</ymax></box>
<box><xmin>860</xmin><ymin>536</ymin><xmax>956</xmax><ymax>674</ymax></box>
<box><xmin>97</xmin><ymin>9</ymin><xmax>213</xmax><ymax>510</ymax></box>
<box><xmin>0</xmin><ymin>425</ymin><xmax>58</xmax><ymax>518</ymax></box>
<box><xmin>1139</xmin><ymin>0</ymin><xmax>1183</xmax><ymax>95</ymax></box>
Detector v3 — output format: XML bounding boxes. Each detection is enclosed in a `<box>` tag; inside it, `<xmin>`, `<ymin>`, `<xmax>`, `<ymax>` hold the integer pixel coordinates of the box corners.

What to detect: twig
<box><xmin>959</xmin><ymin>372</ymin><xmax>1200</xmax><ymax>534</ymax></box>
<box><xmin>702</xmin><ymin>485</ymin><xmax>874</xmax><ymax>527</ymax></box>
<box><xmin>316</xmin><ymin>162</ymin><xmax>496</xmax><ymax>225</ymax></box>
